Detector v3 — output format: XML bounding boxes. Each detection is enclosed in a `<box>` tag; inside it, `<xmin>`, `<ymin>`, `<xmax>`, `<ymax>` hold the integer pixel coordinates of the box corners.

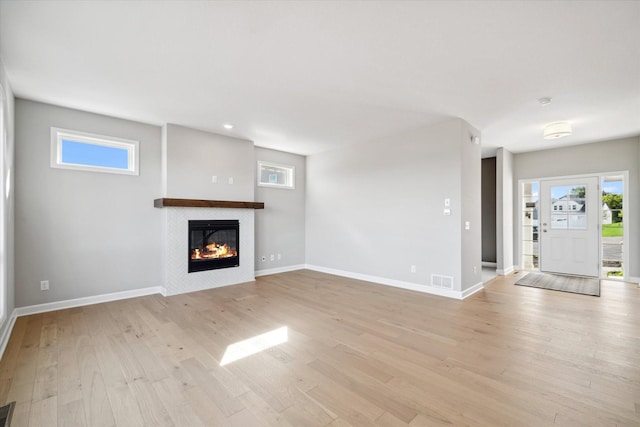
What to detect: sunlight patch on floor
<box><xmin>220</xmin><ymin>326</ymin><xmax>288</xmax><ymax>366</ymax></box>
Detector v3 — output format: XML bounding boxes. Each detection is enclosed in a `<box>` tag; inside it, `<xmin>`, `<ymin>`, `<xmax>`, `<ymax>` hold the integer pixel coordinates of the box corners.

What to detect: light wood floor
<box><xmin>0</xmin><ymin>270</ymin><xmax>639</xmax><ymax>426</ymax></box>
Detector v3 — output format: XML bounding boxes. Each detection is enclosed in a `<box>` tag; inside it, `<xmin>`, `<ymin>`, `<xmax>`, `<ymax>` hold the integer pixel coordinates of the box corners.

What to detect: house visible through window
<box><xmin>521</xmin><ymin>180</ymin><xmax>539</xmax><ymax>270</ymax></box>
<box><xmin>51</xmin><ymin>127</ymin><xmax>139</xmax><ymax>175</ymax></box>
<box><xmin>257</xmin><ymin>161</ymin><xmax>295</xmax><ymax>189</ymax></box>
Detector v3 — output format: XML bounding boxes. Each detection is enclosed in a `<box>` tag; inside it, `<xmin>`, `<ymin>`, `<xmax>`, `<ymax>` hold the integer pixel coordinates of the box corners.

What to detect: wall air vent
<box><xmin>431</xmin><ymin>274</ymin><xmax>454</xmax><ymax>289</ymax></box>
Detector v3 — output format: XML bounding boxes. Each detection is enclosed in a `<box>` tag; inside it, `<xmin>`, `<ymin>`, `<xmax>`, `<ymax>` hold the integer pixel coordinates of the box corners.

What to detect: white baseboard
<box><xmin>496</xmin><ymin>265</ymin><xmax>515</xmax><ymax>276</ymax></box>
<box><xmin>628</xmin><ymin>276</ymin><xmax>640</xmax><ymax>285</ymax></box>
<box><xmin>481</xmin><ymin>261</ymin><xmax>497</xmax><ymax>268</ymax></box>
<box><xmin>14</xmin><ymin>286</ymin><xmax>164</xmax><ymax>317</ymax></box>
<box><xmin>0</xmin><ymin>310</ymin><xmax>18</xmax><ymax>361</ymax></box>
<box><xmin>255</xmin><ymin>264</ymin><xmax>305</xmax><ymax>277</ymax></box>
<box><xmin>461</xmin><ymin>281</ymin><xmax>484</xmax><ymax>298</ymax></box>
<box><xmin>304</xmin><ymin>264</ymin><xmax>481</xmax><ymax>300</ymax></box>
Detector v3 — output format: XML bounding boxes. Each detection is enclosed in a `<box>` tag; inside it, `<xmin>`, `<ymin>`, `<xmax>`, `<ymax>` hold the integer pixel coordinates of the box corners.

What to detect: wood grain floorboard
<box><xmin>0</xmin><ymin>269</ymin><xmax>639</xmax><ymax>426</ymax></box>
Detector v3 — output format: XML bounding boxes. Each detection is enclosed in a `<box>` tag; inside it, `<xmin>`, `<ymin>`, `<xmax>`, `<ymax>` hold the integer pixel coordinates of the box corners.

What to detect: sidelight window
<box><xmin>521</xmin><ymin>181</ymin><xmax>539</xmax><ymax>270</ymax></box>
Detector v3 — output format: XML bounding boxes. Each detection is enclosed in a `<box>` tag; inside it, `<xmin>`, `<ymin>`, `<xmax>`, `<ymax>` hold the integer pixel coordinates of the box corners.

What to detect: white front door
<box><xmin>539</xmin><ymin>176</ymin><xmax>599</xmax><ymax>277</ymax></box>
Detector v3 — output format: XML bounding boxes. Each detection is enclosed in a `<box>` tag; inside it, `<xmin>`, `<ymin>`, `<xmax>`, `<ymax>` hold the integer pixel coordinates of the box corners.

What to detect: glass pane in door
<box><xmin>550</xmin><ymin>184</ymin><xmax>587</xmax><ymax>230</ymax></box>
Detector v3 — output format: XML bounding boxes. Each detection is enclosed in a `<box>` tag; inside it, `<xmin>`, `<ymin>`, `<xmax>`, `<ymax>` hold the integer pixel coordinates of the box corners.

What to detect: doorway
<box><xmin>519</xmin><ymin>172</ymin><xmax>629</xmax><ymax>280</ymax></box>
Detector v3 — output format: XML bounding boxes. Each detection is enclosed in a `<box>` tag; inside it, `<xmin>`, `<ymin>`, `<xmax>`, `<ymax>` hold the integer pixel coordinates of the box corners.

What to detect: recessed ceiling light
<box><xmin>223</xmin><ymin>123</ymin><xmax>233</xmax><ymax>130</ymax></box>
<box><xmin>543</xmin><ymin>121</ymin><xmax>572</xmax><ymax>139</ymax></box>
<box><xmin>538</xmin><ymin>97</ymin><xmax>552</xmax><ymax>106</ymax></box>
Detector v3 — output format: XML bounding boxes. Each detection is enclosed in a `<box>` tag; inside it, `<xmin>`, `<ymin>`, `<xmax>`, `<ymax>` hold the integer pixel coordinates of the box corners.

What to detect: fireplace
<box><xmin>188</xmin><ymin>220</ymin><xmax>239</xmax><ymax>273</ymax></box>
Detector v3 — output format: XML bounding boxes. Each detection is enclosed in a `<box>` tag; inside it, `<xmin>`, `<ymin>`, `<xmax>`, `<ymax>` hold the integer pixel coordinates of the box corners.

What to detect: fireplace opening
<box><xmin>188</xmin><ymin>220</ymin><xmax>239</xmax><ymax>273</ymax></box>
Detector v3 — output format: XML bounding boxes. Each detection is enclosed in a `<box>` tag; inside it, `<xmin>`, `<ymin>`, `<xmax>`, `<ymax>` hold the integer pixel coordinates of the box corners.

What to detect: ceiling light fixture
<box><xmin>223</xmin><ymin>123</ymin><xmax>234</xmax><ymax>130</ymax></box>
<box><xmin>538</xmin><ymin>97</ymin><xmax>552</xmax><ymax>106</ymax></box>
<box><xmin>543</xmin><ymin>121</ymin><xmax>572</xmax><ymax>139</ymax></box>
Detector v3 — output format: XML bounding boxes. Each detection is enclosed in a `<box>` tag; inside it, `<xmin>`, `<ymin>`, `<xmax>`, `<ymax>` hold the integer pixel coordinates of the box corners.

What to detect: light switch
<box><xmin>465</xmin><ymin>221</ymin><xmax>470</xmax><ymax>230</ymax></box>
<box><xmin>228</xmin><ymin>177</ymin><xmax>234</xmax><ymax>184</ymax></box>
<box><xmin>444</xmin><ymin>198</ymin><xmax>450</xmax><ymax>207</ymax></box>
<box><xmin>211</xmin><ymin>176</ymin><xmax>217</xmax><ymax>183</ymax></box>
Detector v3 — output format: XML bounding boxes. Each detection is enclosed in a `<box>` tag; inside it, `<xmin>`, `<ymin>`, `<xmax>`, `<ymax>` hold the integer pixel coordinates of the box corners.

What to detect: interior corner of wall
<box><xmin>161</xmin><ymin>124</ymin><xmax>168</xmax><ymax>196</ymax></box>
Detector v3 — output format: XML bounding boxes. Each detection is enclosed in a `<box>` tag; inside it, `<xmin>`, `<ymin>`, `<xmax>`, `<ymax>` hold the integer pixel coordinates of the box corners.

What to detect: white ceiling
<box><xmin>1</xmin><ymin>1</ymin><xmax>639</xmax><ymax>157</ymax></box>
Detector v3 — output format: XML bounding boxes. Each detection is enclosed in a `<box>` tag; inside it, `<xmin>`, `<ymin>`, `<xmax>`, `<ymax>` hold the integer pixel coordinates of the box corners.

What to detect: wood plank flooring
<box><xmin>0</xmin><ymin>269</ymin><xmax>639</xmax><ymax>426</ymax></box>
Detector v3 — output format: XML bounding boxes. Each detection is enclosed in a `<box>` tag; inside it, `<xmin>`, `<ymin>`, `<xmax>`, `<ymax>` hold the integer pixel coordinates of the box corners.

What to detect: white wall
<box><xmin>15</xmin><ymin>100</ymin><xmax>162</xmax><ymax>306</ymax></box>
<box><xmin>0</xmin><ymin>58</ymin><xmax>15</xmax><ymax>344</ymax></box>
<box><xmin>513</xmin><ymin>136</ymin><xmax>640</xmax><ymax>279</ymax></box>
<box><xmin>306</xmin><ymin>118</ymin><xmax>481</xmax><ymax>293</ymax></box>
<box><xmin>164</xmin><ymin>124</ymin><xmax>254</xmax><ymax>201</ymax></box>
<box><xmin>254</xmin><ymin>147</ymin><xmax>305</xmax><ymax>272</ymax></box>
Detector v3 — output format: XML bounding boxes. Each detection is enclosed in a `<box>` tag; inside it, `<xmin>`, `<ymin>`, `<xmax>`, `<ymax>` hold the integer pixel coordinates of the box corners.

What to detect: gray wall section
<box><xmin>482</xmin><ymin>157</ymin><xmax>497</xmax><ymax>263</ymax></box>
<box><xmin>306</xmin><ymin>118</ymin><xmax>480</xmax><ymax>292</ymax></box>
<box><xmin>254</xmin><ymin>147</ymin><xmax>306</xmax><ymax>271</ymax></box>
<box><xmin>15</xmin><ymin>100</ymin><xmax>162</xmax><ymax>306</ymax></box>
<box><xmin>165</xmin><ymin>124</ymin><xmax>254</xmax><ymax>201</ymax></box>
<box><xmin>0</xmin><ymin>59</ymin><xmax>15</xmax><ymax>337</ymax></box>
<box><xmin>496</xmin><ymin>148</ymin><xmax>514</xmax><ymax>272</ymax></box>
<box><xmin>513</xmin><ymin>136</ymin><xmax>640</xmax><ymax>279</ymax></box>
<box><xmin>460</xmin><ymin>122</ymin><xmax>482</xmax><ymax>289</ymax></box>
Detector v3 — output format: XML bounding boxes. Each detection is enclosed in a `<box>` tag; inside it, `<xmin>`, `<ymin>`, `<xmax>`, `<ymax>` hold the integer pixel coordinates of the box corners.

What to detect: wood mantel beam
<box><xmin>154</xmin><ymin>198</ymin><xmax>264</xmax><ymax>209</ymax></box>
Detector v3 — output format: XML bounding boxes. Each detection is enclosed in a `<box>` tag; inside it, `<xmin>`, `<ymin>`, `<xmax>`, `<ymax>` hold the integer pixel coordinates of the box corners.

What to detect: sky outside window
<box><xmin>61</xmin><ymin>139</ymin><xmax>129</xmax><ymax>169</ymax></box>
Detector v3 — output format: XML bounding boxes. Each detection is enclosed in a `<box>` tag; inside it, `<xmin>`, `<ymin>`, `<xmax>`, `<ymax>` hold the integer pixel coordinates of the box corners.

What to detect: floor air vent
<box><xmin>0</xmin><ymin>401</ymin><xmax>14</xmax><ymax>427</ymax></box>
<box><xmin>431</xmin><ymin>274</ymin><xmax>454</xmax><ymax>289</ymax></box>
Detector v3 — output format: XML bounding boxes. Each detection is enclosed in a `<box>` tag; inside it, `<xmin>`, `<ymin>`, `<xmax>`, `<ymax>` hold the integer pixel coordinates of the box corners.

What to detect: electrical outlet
<box><xmin>277</xmin><ymin>253</ymin><xmax>282</xmax><ymax>260</ymax></box>
<box><xmin>261</xmin><ymin>256</ymin><xmax>266</xmax><ymax>262</ymax></box>
<box><xmin>410</xmin><ymin>265</ymin><xmax>416</xmax><ymax>273</ymax></box>
<box><xmin>270</xmin><ymin>254</ymin><xmax>274</xmax><ymax>261</ymax></box>
<box><xmin>40</xmin><ymin>280</ymin><xmax>49</xmax><ymax>291</ymax></box>
<box><xmin>473</xmin><ymin>266</ymin><xmax>477</xmax><ymax>274</ymax></box>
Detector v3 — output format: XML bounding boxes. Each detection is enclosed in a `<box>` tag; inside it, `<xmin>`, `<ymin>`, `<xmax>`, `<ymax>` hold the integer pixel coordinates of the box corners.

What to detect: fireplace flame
<box><xmin>191</xmin><ymin>242</ymin><xmax>237</xmax><ymax>260</ymax></box>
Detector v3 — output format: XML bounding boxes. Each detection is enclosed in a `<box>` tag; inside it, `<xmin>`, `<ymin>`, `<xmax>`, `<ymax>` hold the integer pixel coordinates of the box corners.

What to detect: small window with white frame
<box><xmin>257</xmin><ymin>161</ymin><xmax>295</xmax><ymax>189</ymax></box>
<box><xmin>51</xmin><ymin>127</ymin><xmax>139</xmax><ymax>175</ymax></box>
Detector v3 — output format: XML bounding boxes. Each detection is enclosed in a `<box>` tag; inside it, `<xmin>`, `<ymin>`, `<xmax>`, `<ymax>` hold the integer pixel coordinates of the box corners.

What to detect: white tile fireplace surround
<box><xmin>156</xmin><ymin>198</ymin><xmax>264</xmax><ymax>296</ymax></box>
